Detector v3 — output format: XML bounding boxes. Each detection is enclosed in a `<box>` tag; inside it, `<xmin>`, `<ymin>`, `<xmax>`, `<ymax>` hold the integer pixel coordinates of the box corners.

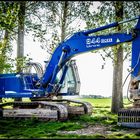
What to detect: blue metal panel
<box><xmin>0</xmin><ymin>73</ymin><xmax>23</xmax><ymax>92</ymax></box>
<box><xmin>0</xmin><ymin>78</ymin><xmax>5</xmax><ymax>95</ymax></box>
<box><xmin>0</xmin><ymin>92</ymin><xmax>33</xmax><ymax>98</ymax></box>
<box><xmin>0</xmin><ymin>73</ymin><xmax>45</xmax><ymax>98</ymax></box>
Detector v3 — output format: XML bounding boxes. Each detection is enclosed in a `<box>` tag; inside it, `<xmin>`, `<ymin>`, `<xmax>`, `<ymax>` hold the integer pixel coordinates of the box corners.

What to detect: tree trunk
<box><xmin>0</xmin><ymin>30</ymin><xmax>9</xmax><ymax>74</ymax></box>
<box><xmin>17</xmin><ymin>1</ymin><xmax>26</xmax><ymax>73</ymax></box>
<box><xmin>15</xmin><ymin>1</ymin><xmax>26</xmax><ymax>101</ymax></box>
<box><xmin>61</xmin><ymin>1</ymin><xmax>68</xmax><ymax>42</ymax></box>
<box><xmin>111</xmin><ymin>1</ymin><xmax>124</xmax><ymax>113</ymax></box>
<box><xmin>0</xmin><ymin>2</ymin><xmax>9</xmax><ymax>74</ymax></box>
<box><xmin>56</xmin><ymin>1</ymin><xmax>69</xmax><ymax>100</ymax></box>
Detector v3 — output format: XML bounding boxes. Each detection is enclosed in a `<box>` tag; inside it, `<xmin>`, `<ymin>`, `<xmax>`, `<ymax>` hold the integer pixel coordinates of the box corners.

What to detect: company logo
<box><xmin>86</xmin><ymin>37</ymin><xmax>113</xmax><ymax>48</ymax></box>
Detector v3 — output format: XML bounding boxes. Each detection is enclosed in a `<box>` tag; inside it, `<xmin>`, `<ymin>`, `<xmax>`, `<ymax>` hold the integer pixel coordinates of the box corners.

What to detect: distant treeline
<box><xmin>80</xmin><ymin>95</ymin><xmax>128</xmax><ymax>99</ymax></box>
<box><xmin>80</xmin><ymin>95</ymin><xmax>106</xmax><ymax>99</ymax></box>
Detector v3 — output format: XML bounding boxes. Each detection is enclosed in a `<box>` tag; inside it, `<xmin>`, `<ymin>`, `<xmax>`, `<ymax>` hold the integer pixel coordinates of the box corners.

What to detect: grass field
<box><xmin>78</xmin><ymin>97</ymin><xmax>132</xmax><ymax>108</ymax></box>
<box><xmin>0</xmin><ymin>98</ymin><xmax>139</xmax><ymax>139</ymax></box>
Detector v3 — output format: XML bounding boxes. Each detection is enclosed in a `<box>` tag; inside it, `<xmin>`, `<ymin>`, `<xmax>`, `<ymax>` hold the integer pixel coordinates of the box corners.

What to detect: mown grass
<box><xmin>0</xmin><ymin>118</ymin><xmax>85</xmax><ymax>139</ymax></box>
<box><xmin>78</xmin><ymin>98</ymin><xmax>132</xmax><ymax>108</ymax></box>
<box><xmin>0</xmin><ymin>98</ymin><xmax>138</xmax><ymax>139</ymax></box>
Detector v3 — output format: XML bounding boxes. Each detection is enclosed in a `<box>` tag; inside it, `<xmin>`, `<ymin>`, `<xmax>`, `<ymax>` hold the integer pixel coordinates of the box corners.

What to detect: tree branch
<box><xmin>103</xmin><ymin>49</ymin><xmax>116</xmax><ymax>61</ymax></box>
<box><xmin>123</xmin><ymin>50</ymin><xmax>131</xmax><ymax>61</ymax></box>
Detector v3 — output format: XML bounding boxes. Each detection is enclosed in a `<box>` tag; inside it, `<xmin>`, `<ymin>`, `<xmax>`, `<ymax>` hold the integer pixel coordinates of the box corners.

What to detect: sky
<box><xmin>75</xmin><ymin>53</ymin><xmax>131</xmax><ymax>97</ymax></box>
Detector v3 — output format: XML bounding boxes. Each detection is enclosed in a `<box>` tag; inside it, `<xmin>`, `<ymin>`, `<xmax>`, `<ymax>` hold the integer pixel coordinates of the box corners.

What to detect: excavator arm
<box><xmin>41</xmin><ymin>16</ymin><xmax>140</xmax><ymax>95</ymax></box>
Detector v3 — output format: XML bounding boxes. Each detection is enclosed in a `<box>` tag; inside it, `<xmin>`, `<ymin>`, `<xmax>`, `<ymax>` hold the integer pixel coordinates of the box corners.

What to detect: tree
<box><xmin>0</xmin><ymin>2</ymin><xmax>19</xmax><ymax>73</ymax></box>
<box><xmin>33</xmin><ymin>1</ymin><xmax>92</xmax><ymax>54</ymax></box>
<box><xmin>111</xmin><ymin>1</ymin><xmax>124</xmax><ymax>113</ymax></box>
<box><xmin>84</xmin><ymin>1</ymin><xmax>140</xmax><ymax>113</ymax></box>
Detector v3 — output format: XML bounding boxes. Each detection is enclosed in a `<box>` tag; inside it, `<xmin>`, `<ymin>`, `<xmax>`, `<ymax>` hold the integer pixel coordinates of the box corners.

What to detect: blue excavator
<box><xmin>0</xmin><ymin>16</ymin><xmax>140</xmax><ymax>128</ymax></box>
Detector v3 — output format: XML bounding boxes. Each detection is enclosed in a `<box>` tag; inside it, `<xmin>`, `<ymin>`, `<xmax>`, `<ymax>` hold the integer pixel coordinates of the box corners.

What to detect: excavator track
<box><xmin>0</xmin><ymin>96</ymin><xmax>93</xmax><ymax>121</ymax></box>
<box><xmin>118</xmin><ymin>108</ymin><xmax>140</xmax><ymax>128</ymax></box>
<box><xmin>0</xmin><ymin>101</ymin><xmax>68</xmax><ymax>121</ymax></box>
<box><xmin>31</xmin><ymin>97</ymin><xmax>93</xmax><ymax>117</ymax></box>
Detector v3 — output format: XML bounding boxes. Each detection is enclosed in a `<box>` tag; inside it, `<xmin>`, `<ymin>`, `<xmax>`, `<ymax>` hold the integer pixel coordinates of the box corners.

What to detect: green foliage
<box><xmin>71</xmin><ymin>108</ymin><xmax>117</xmax><ymax>126</ymax></box>
<box><xmin>0</xmin><ymin>2</ymin><xmax>20</xmax><ymax>73</ymax></box>
<box><xmin>0</xmin><ymin>33</ymin><xmax>13</xmax><ymax>73</ymax></box>
<box><xmin>0</xmin><ymin>118</ymin><xmax>84</xmax><ymax>139</ymax></box>
<box><xmin>15</xmin><ymin>56</ymin><xmax>32</xmax><ymax>73</ymax></box>
<box><xmin>25</xmin><ymin>1</ymin><xmax>92</xmax><ymax>54</ymax></box>
<box><xmin>107</xmin><ymin>132</ymin><xmax>140</xmax><ymax>139</ymax></box>
<box><xmin>0</xmin><ymin>2</ymin><xmax>19</xmax><ymax>32</ymax></box>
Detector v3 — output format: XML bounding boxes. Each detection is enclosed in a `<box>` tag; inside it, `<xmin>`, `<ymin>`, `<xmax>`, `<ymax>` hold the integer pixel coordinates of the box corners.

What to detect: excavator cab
<box><xmin>24</xmin><ymin>59</ymin><xmax>81</xmax><ymax>96</ymax></box>
<box><xmin>57</xmin><ymin>59</ymin><xmax>81</xmax><ymax>96</ymax></box>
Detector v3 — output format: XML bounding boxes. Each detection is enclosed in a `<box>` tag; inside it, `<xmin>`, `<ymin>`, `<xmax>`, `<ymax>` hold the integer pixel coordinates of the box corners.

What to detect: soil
<box><xmin>58</xmin><ymin>124</ymin><xmax>140</xmax><ymax>136</ymax></box>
